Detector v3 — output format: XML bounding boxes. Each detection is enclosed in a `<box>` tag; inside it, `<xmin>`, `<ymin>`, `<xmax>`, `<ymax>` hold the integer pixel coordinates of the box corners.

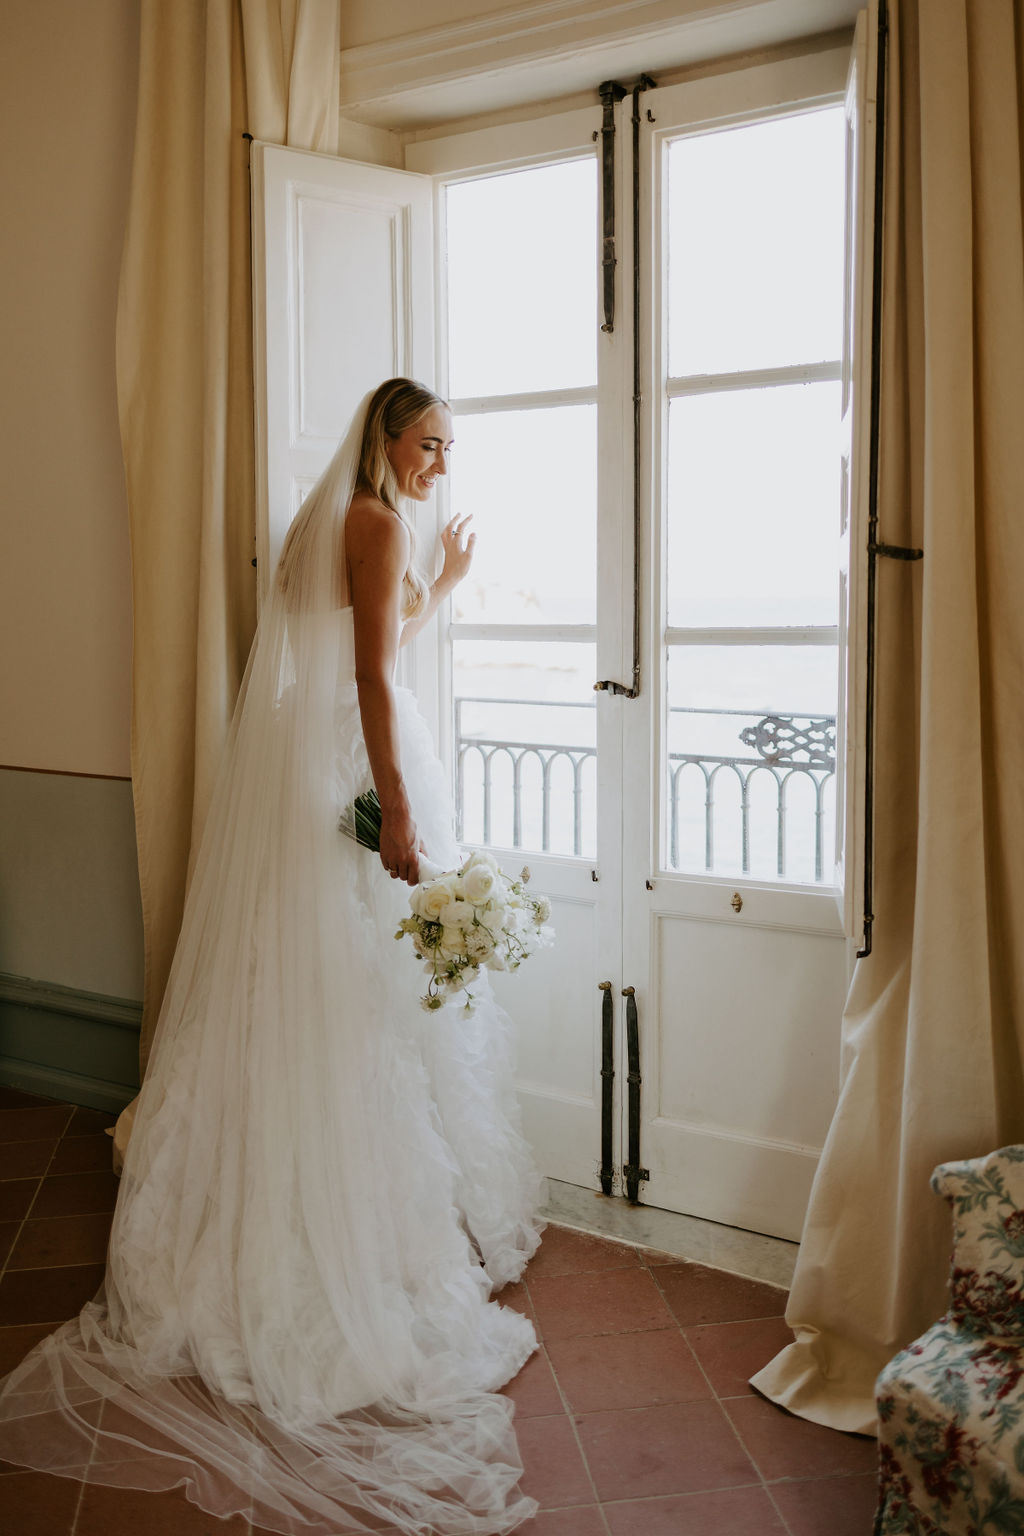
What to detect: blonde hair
<box><xmin>356</xmin><ymin>377</ymin><xmax>448</xmax><ymax>619</ymax></box>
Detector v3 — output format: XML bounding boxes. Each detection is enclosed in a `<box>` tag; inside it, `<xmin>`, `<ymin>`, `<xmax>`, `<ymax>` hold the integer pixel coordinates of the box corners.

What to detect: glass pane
<box><xmin>666</xmin><ymin>645</ymin><xmax>838</xmax><ymax>884</ymax></box>
<box><xmin>453</xmin><ymin>640</ymin><xmax>596</xmax><ymax>859</ymax></box>
<box><xmin>667</xmin><ymin>383</ymin><xmax>841</xmax><ymax>628</ymax></box>
<box><xmin>446</xmin><ymin>159</ymin><xmax>597</xmax><ymax>398</ymax></box>
<box><xmin>449</xmin><ymin>406</ymin><xmax>595</xmax><ymax>625</ymax></box>
<box><xmin>668</xmin><ymin>107</ymin><xmax>845</xmax><ymax>376</ymax></box>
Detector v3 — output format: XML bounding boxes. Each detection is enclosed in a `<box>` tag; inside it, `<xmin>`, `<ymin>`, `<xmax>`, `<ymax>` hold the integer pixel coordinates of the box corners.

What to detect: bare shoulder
<box><xmin>346</xmin><ymin>490</ymin><xmax>409</xmax><ymax>566</ymax></box>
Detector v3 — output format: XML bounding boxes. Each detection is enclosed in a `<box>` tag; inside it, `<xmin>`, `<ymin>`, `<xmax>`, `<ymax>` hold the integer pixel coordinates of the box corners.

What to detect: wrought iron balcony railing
<box><xmin>455</xmin><ymin>698</ymin><xmax>837</xmax><ymax>882</ymax></box>
<box><xmin>668</xmin><ymin>708</ymin><xmax>836</xmax><ymax>882</ymax></box>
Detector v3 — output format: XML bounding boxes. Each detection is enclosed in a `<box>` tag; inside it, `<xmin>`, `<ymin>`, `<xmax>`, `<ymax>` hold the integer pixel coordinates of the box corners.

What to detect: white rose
<box><xmin>411</xmin><ymin>881</ymin><xmax>449</xmax><ymax>921</ymax></box>
<box><xmin>439</xmin><ymin>898</ymin><xmax>473</xmax><ymax>932</ymax></box>
<box><xmin>463</xmin><ymin>849</ymin><xmax>500</xmax><ymax>875</ymax></box>
<box><xmin>479</xmin><ymin>904</ymin><xmax>508</xmax><ymax>938</ymax></box>
<box><xmin>533</xmin><ymin>896</ymin><xmax>551</xmax><ymax>924</ymax></box>
<box><xmin>463</xmin><ymin>863</ymin><xmax>498</xmax><ymax>904</ymax></box>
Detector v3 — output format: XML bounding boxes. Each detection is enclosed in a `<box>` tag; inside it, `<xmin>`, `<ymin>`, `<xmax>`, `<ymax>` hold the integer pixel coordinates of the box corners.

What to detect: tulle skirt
<box><xmin>0</xmin><ymin>680</ymin><xmax>544</xmax><ymax>1534</ymax></box>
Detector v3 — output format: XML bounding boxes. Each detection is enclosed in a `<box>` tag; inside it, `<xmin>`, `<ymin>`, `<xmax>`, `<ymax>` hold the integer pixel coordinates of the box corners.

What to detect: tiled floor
<box><xmin>0</xmin><ymin>1086</ymin><xmax>880</xmax><ymax>1534</ymax></box>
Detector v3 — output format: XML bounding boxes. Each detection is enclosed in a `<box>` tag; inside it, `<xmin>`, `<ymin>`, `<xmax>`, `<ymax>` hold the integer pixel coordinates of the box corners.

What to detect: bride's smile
<box><xmin>384</xmin><ymin>403</ymin><xmax>454</xmax><ymax>500</ymax></box>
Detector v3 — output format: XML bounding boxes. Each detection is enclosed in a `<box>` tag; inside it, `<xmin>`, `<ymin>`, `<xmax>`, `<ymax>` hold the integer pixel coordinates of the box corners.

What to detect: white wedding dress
<box><xmin>0</xmin><ymin>408</ymin><xmax>545</xmax><ymax>1534</ymax></box>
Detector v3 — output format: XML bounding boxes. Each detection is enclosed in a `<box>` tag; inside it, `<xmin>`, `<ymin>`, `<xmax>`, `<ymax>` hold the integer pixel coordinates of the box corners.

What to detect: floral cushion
<box><xmin>874</xmin><ymin>1146</ymin><xmax>1024</xmax><ymax>1535</ymax></box>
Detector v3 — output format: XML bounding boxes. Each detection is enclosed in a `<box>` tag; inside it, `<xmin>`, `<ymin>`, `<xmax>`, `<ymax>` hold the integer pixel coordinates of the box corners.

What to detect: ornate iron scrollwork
<box><xmin>738</xmin><ymin>714</ymin><xmax>836</xmax><ymax>771</ymax></box>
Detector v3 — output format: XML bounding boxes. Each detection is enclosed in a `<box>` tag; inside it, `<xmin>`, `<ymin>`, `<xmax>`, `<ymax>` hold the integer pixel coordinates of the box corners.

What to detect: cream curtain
<box><xmin>752</xmin><ymin>0</ymin><xmax>1024</xmax><ymax>1433</ymax></box>
<box><xmin>118</xmin><ymin>0</ymin><xmax>341</xmax><ymax>1121</ymax></box>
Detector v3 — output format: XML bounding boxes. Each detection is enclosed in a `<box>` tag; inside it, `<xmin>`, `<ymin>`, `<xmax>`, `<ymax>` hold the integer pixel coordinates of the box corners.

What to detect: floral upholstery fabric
<box><xmin>875</xmin><ymin>1146</ymin><xmax>1024</xmax><ymax>1534</ymax></box>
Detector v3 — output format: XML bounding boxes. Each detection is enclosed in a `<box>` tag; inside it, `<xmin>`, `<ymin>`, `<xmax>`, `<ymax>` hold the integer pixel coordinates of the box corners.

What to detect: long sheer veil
<box><xmin>0</xmin><ymin>393</ymin><xmax>540</xmax><ymax>1534</ymax></box>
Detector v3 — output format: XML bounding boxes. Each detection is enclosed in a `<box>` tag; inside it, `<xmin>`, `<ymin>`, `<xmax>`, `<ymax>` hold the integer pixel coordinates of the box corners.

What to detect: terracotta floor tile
<box><xmin>0</xmin><ymin>1178</ymin><xmax>38</xmax><ymax>1221</ymax></box>
<box><xmin>8</xmin><ymin>1211</ymin><xmax>113</xmax><ymax>1270</ymax></box>
<box><xmin>0</xmin><ymin>1094</ymin><xmax>872</xmax><ymax>1536</ymax></box>
<box><xmin>654</xmin><ymin>1261</ymin><xmax>788</xmax><ymax>1326</ymax></box>
<box><xmin>0</xmin><ymin>1320</ymin><xmax>55</xmax><ymax>1375</ymax></box>
<box><xmin>66</xmin><ymin>1107</ymin><xmax>118</xmax><ymax>1136</ymax></box>
<box><xmin>516</xmin><ymin>1413</ymin><xmax>595</xmax><ymax>1510</ymax></box>
<box><xmin>0</xmin><ymin>1220</ymin><xmax>20</xmax><ymax>1264</ymax></box>
<box><xmin>0</xmin><ymin>1106</ymin><xmax>73</xmax><ymax>1144</ymax></box>
<box><xmin>31</xmin><ymin>1170</ymin><xmax>121</xmax><ymax>1218</ymax></box>
<box><xmin>726</xmin><ymin>1394</ymin><xmax>878</xmax><ymax>1481</ymax></box>
<box><xmin>528</xmin><ymin>1226</ymin><xmax>643</xmax><ymax>1278</ymax></box>
<box><xmin>685</xmin><ymin>1315</ymin><xmax>794</xmax><ymax>1397</ymax></box>
<box><xmin>496</xmin><ymin>1279</ymin><xmax>538</xmax><ymax>1328</ymax></box>
<box><xmin>604</xmin><ymin>1484</ymin><xmax>788</xmax><ymax>1535</ymax></box>
<box><xmin>770</xmin><ymin>1470</ymin><xmax>880</xmax><ymax>1535</ymax></box>
<box><xmin>0</xmin><ymin>1087</ymin><xmax>58</xmax><ymax>1110</ymax></box>
<box><xmin>520</xmin><ymin>1506</ymin><xmax>608</xmax><ymax>1534</ymax></box>
<box><xmin>0</xmin><ymin>1466</ymin><xmax>83</xmax><ymax>1534</ymax></box>
<box><xmin>576</xmin><ymin>1400</ymin><xmax>758</xmax><ymax>1502</ymax></box>
<box><xmin>501</xmin><ymin>1346</ymin><xmax>564</xmax><ymax>1417</ymax></box>
<box><xmin>0</xmin><ymin>1262</ymin><xmax>104</xmax><ymax>1325</ymax></box>
<box><xmin>76</xmin><ymin>1480</ymin><xmax>250</xmax><ymax>1535</ymax></box>
<box><xmin>1</xmin><ymin>1139</ymin><xmax>59</xmax><ymax>1180</ymax></box>
<box><xmin>48</xmin><ymin>1135</ymin><xmax>115</xmax><ymax>1175</ymax></box>
<box><xmin>528</xmin><ymin>1267</ymin><xmax>674</xmax><ymax>1341</ymax></box>
<box><xmin>547</xmin><ymin>1328</ymin><xmax>709</xmax><ymax>1414</ymax></box>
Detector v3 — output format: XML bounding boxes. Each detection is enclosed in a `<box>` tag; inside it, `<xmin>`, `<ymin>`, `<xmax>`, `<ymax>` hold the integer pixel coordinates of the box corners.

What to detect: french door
<box><xmin>254</xmin><ymin>29</ymin><xmax>872</xmax><ymax>1244</ymax></box>
<box><xmin>411</xmin><ymin>37</ymin><xmax>871</xmax><ymax>1243</ymax></box>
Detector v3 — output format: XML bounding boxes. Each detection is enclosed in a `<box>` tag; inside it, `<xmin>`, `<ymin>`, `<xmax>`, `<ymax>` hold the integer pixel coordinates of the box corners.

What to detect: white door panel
<box><xmin>644</xmin><ymin>909</ymin><xmax>846</xmax><ymax>1238</ymax></box>
<box><xmin>653</xmin><ymin>917</ymin><xmax>846</xmax><ymax>1144</ymax></box>
<box><xmin>486</xmin><ymin>852</ymin><xmax>610</xmax><ymax>1191</ymax></box>
<box><xmin>251</xmin><ymin>143</ymin><xmax>434</xmax><ymax>601</ymax></box>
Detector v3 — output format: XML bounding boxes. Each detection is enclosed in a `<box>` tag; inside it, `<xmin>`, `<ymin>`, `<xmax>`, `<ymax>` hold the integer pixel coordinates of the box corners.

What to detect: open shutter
<box><xmin>836</xmin><ymin>8</ymin><xmax>875</xmax><ymax>942</ymax></box>
<box><xmin>250</xmin><ymin>143</ymin><xmax>434</xmax><ymax>604</ymax></box>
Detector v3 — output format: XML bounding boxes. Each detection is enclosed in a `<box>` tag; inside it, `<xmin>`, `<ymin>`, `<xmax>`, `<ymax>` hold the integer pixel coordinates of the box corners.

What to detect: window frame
<box><xmin>406</xmin><ymin>37</ymin><xmax>869</xmax><ymax>924</ymax></box>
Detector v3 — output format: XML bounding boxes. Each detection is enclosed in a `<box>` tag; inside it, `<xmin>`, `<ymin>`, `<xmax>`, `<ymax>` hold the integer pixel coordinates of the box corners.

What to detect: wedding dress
<box><xmin>0</xmin><ymin>395</ymin><xmax>544</xmax><ymax>1534</ymax></box>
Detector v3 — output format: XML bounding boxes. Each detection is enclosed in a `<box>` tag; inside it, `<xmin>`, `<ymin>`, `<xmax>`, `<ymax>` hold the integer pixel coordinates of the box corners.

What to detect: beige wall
<box><xmin>0</xmin><ymin>0</ymin><xmax>139</xmax><ymax>778</ymax></box>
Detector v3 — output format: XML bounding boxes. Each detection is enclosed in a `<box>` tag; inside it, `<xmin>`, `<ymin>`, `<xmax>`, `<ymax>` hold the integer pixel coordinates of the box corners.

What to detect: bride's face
<box><xmin>385</xmin><ymin>406</ymin><xmax>453</xmax><ymax>501</ymax></box>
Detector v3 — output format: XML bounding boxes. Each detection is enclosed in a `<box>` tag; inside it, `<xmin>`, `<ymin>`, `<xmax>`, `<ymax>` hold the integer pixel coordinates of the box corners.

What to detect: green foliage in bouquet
<box><xmin>339</xmin><ymin>789</ymin><xmax>383</xmax><ymax>851</ymax></box>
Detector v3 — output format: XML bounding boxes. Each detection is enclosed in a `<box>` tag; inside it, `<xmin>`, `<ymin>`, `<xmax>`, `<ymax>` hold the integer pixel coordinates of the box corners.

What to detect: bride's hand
<box><xmin>380</xmin><ymin>807</ymin><xmax>420</xmax><ymax>885</ymax></box>
<box><xmin>438</xmin><ymin>515</ymin><xmax>476</xmax><ymax>591</ymax></box>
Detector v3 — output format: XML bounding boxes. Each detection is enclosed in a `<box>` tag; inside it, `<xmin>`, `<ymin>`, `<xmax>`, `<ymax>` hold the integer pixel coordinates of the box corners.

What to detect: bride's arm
<box><xmin>400</xmin><ymin>515</ymin><xmax>475</xmax><ymax>646</ymax></box>
<box><xmin>347</xmin><ymin>500</ymin><xmax>420</xmax><ymax>884</ymax></box>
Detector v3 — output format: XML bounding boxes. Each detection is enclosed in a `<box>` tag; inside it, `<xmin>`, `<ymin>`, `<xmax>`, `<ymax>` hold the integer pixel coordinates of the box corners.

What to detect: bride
<box><xmin>0</xmin><ymin>379</ymin><xmax>545</xmax><ymax>1534</ymax></box>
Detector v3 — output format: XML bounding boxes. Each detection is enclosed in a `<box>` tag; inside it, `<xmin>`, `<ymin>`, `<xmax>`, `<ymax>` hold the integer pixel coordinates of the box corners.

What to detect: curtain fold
<box><xmin>752</xmin><ymin>0</ymin><xmax>1024</xmax><ymax>1434</ymax></box>
<box><xmin>118</xmin><ymin>0</ymin><xmax>341</xmax><ymax>1124</ymax></box>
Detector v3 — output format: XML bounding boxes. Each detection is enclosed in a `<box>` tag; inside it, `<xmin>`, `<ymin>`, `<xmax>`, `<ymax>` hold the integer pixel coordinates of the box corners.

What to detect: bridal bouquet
<box><xmin>340</xmin><ymin>790</ymin><xmax>553</xmax><ymax>1010</ymax></box>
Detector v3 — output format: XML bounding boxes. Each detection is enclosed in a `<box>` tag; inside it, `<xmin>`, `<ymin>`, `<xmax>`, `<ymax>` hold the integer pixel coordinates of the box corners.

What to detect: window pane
<box><xmin>449</xmin><ymin>406</ymin><xmax>595</xmax><ymax>625</ymax></box>
<box><xmin>667</xmin><ymin>108</ymin><xmax>845</xmax><ymax>376</ymax></box>
<box><xmin>667</xmin><ymin>383</ymin><xmax>841</xmax><ymax>628</ymax></box>
<box><xmin>666</xmin><ymin>645</ymin><xmax>838</xmax><ymax>883</ymax></box>
<box><xmin>446</xmin><ymin>159</ymin><xmax>597</xmax><ymax>398</ymax></box>
<box><xmin>453</xmin><ymin>640</ymin><xmax>596</xmax><ymax>859</ymax></box>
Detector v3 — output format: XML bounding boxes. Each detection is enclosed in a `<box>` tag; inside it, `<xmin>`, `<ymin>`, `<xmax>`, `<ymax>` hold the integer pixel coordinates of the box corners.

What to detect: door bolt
<box><xmin>731</xmin><ymin>892</ymin><xmax>743</xmax><ymax>913</ymax></box>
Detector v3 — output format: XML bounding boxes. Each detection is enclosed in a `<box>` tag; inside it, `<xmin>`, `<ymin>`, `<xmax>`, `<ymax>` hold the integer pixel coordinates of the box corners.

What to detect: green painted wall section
<box><xmin>0</xmin><ymin>768</ymin><xmax>143</xmax><ymax>1107</ymax></box>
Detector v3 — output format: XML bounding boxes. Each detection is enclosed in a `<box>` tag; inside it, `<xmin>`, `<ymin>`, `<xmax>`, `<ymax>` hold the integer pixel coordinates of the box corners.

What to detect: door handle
<box><xmin>622</xmin><ymin>985</ymin><xmax>649</xmax><ymax>1204</ymax></box>
<box><xmin>598</xmin><ymin>982</ymin><xmax>615</xmax><ymax>1195</ymax></box>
